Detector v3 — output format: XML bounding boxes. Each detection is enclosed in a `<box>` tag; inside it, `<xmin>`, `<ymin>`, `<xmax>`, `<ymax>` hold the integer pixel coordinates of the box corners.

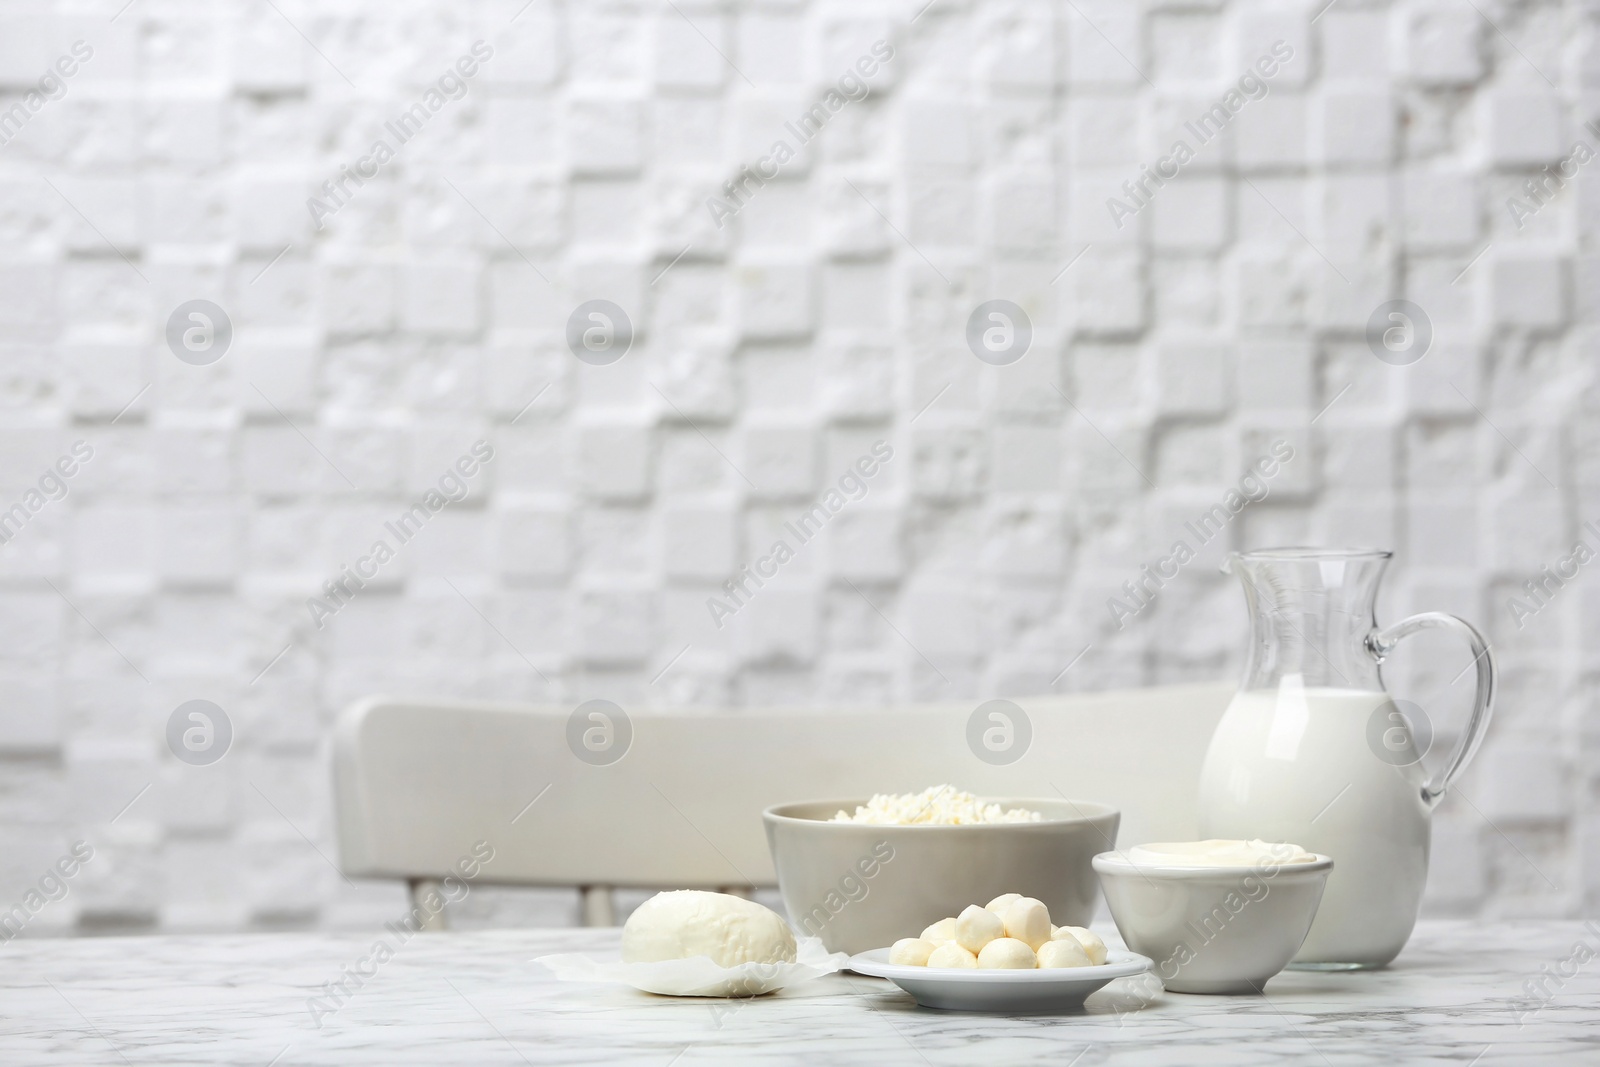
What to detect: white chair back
<box><xmin>332</xmin><ymin>682</ymin><xmax>1233</xmax><ymax>921</ymax></box>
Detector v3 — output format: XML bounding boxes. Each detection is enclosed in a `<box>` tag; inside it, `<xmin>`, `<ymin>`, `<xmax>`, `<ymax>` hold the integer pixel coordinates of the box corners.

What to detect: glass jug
<box><xmin>1197</xmin><ymin>548</ymin><xmax>1496</xmax><ymax>969</ymax></box>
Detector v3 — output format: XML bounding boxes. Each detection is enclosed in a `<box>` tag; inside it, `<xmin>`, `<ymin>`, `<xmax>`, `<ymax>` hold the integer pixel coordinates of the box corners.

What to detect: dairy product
<box><xmin>831</xmin><ymin>786</ymin><xmax>1041</xmax><ymax>826</ymax></box>
<box><xmin>1038</xmin><ymin>938</ymin><xmax>1091</xmax><ymax>969</ymax></box>
<box><xmin>1000</xmin><ymin>898</ymin><xmax>1051</xmax><ymax>950</ymax></box>
<box><xmin>890</xmin><ymin>937</ymin><xmax>936</xmax><ymax>966</ymax></box>
<box><xmin>954</xmin><ymin>904</ymin><xmax>1004</xmax><ymax>953</ymax></box>
<box><xmin>984</xmin><ymin>893</ymin><xmax>1022</xmax><ymax>916</ymax></box>
<box><xmin>927</xmin><ymin>942</ymin><xmax>978</xmax><ymax>968</ymax></box>
<box><xmin>1052</xmin><ymin>925</ymin><xmax>1107</xmax><ymax>965</ymax></box>
<box><xmin>895</xmin><ymin>895</ymin><xmax>1102</xmax><ymax>970</ymax></box>
<box><xmin>1125</xmin><ymin>839</ymin><xmax>1319</xmax><ymax>868</ymax></box>
<box><xmin>977</xmin><ymin>938</ymin><xmax>1037</xmax><ymax>969</ymax></box>
<box><xmin>621</xmin><ymin>891</ymin><xmax>797</xmax><ymax>967</ymax></box>
<box><xmin>1198</xmin><ymin>686</ymin><xmax>1429</xmax><ymax>965</ymax></box>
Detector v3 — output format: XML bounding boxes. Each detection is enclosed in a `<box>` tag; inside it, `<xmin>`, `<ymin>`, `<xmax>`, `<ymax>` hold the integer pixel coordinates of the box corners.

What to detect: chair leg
<box><xmin>581</xmin><ymin>885</ymin><xmax>615</xmax><ymax>926</ymax></box>
<box><xmin>408</xmin><ymin>879</ymin><xmax>449</xmax><ymax>931</ymax></box>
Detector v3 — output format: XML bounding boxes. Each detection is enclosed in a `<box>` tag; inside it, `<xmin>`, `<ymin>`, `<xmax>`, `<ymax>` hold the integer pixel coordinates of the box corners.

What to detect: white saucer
<box><xmin>848</xmin><ymin>948</ymin><xmax>1152</xmax><ymax>1013</ymax></box>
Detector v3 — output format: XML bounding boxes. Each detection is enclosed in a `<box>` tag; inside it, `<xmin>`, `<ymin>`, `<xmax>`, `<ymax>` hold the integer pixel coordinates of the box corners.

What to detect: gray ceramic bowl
<box><xmin>1094</xmin><ymin>850</ymin><xmax>1333</xmax><ymax>994</ymax></box>
<box><xmin>763</xmin><ymin>797</ymin><xmax>1119</xmax><ymax>954</ymax></box>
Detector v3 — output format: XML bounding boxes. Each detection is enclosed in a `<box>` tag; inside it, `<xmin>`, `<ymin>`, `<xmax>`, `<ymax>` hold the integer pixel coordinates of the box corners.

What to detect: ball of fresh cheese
<box><xmin>1052</xmin><ymin>925</ymin><xmax>1108</xmax><ymax>966</ymax></box>
<box><xmin>977</xmin><ymin>937</ymin><xmax>1038</xmax><ymax>969</ymax></box>
<box><xmin>621</xmin><ymin>890</ymin><xmax>797</xmax><ymax>967</ymax></box>
<box><xmin>1038</xmin><ymin>938</ymin><xmax>1092</xmax><ymax>969</ymax></box>
<box><xmin>1001</xmin><ymin>897</ymin><xmax>1051</xmax><ymax>950</ymax></box>
<box><xmin>984</xmin><ymin>893</ymin><xmax>1022</xmax><ymax>916</ymax></box>
<box><xmin>921</xmin><ymin>917</ymin><xmax>957</xmax><ymax>944</ymax></box>
<box><xmin>954</xmin><ymin>904</ymin><xmax>1005</xmax><ymax>953</ymax></box>
<box><xmin>927</xmin><ymin>942</ymin><xmax>979</xmax><ymax>969</ymax></box>
<box><xmin>890</xmin><ymin>937</ymin><xmax>936</xmax><ymax>966</ymax></box>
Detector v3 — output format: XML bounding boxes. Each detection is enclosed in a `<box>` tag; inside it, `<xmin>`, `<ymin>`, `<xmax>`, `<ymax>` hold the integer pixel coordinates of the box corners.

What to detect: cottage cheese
<box><xmin>830</xmin><ymin>786</ymin><xmax>1041</xmax><ymax>826</ymax></box>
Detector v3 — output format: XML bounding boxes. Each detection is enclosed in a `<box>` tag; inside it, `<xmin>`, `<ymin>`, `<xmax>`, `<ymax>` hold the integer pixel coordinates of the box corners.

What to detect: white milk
<box><xmin>1197</xmin><ymin>685</ymin><xmax>1430</xmax><ymax>968</ymax></box>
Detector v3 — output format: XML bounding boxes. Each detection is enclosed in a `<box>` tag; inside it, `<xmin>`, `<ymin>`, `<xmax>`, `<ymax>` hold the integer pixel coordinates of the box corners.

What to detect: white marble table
<box><xmin>2</xmin><ymin>921</ymin><xmax>1596</xmax><ymax>1065</ymax></box>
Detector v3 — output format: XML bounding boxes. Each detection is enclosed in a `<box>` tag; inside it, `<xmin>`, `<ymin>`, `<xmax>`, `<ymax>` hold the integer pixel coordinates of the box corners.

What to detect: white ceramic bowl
<box><xmin>764</xmin><ymin>797</ymin><xmax>1119</xmax><ymax>954</ymax></box>
<box><xmin>1093</xmin><ymin>849</ymin><xmax>1333</xmax><ymax>994</ymax></box>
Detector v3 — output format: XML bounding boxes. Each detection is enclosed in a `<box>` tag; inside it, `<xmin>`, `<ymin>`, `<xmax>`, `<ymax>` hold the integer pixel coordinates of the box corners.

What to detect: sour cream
<box><xmin>1124</xmin><ymin>839</ymin><xmax>1318</xmax><ymax>868</ymax></box>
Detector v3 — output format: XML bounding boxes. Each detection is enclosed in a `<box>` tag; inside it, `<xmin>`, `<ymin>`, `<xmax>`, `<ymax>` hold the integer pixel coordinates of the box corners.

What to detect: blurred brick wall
<box><xmin>0</xmin><ymin>0</ymin><xmax>1589</xmax><ymax>932</ymax></box>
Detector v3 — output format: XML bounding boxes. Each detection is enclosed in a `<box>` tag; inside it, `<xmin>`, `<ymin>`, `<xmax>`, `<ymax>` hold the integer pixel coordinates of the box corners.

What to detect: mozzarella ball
<box><xmin>927</xmin><ymin>942</ymin><xmax>979</xmax><ymax>969</ymax></box>
<box><xmin>1001</xmin><ymin>897</ymin><xmax>1052</xmax><ymax>950</ymax></box>
<box><xmin>921</xmin><ymin>917</ymin><xmax>958</xmax><ymax>944</ymax></box>
<box><xmin>1053</xmin><ymin>925</ymin><xmax>1108</xmax><ymax>966</ymax></box>
<box><xmin>621</xmin><ymin>890</ymin><xmax>797</xmax><ymax>966</ymax></box>
<box><xmin>984</xmin><ymin>893</ymin><xmax>1023</xmax><ymax>916</ymax></box>
<box><xmin>1038</xmin><ymin>938</ymin><xmax>1093</xmax><ymax>969</ymax></box>
<box><xmin>977</xmin><ymin>937</ymin><xmax>1038</xmax><ymax>969</ymax></box>
<box><xmin>954</xmin><ymin>903</ymin><xmax>1005</xmax><ymax>953</ymax></box>
<box><xmin>890</xmin><ymin>938</ymin><xmax>936</xmax><ymax>966</ymax></box>
<box><xmin>1030</xmin><ymin>940</ymin><xmax>1094</xmax><ymax>972</ymax></box>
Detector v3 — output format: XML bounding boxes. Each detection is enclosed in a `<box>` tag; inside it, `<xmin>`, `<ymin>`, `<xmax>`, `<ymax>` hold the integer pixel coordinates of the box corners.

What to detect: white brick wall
<box><xmin>0</xmin><ymin>0</ymin><xmax>1592</xmax><ymax>934</ymax></box>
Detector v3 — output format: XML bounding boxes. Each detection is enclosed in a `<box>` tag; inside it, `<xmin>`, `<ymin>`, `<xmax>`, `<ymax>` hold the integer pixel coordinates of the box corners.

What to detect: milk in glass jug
<box><xmin>1197</xmin><ymin>548</ymin><xmax>1496</xmax><ymax>969</ymax></box>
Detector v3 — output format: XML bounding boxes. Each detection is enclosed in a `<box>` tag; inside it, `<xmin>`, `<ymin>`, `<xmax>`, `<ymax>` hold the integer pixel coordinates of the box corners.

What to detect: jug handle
<box><xmin>1367</xmin><ymin>612</ymin><xmax>1496</xmax><ymax>808</ymax></box>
